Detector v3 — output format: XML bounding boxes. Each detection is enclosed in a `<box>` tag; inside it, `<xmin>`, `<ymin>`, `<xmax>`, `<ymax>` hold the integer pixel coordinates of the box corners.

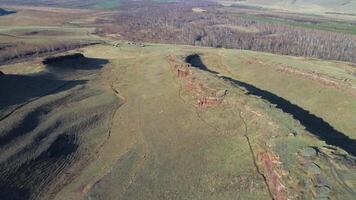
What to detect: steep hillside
<box><xmin>0</xmin><ymin>52</ymin><xmax>122</xmax><ymax>200</ymax></box>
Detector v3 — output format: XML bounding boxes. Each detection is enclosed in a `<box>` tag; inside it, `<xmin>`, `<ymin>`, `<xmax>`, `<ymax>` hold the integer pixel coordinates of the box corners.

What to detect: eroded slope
<box><xmin>1</xmin><ymin>43</ymin><xmax>355</xmax><ymax>200</ymax></box>
<box><xmin>0</xmin><ymin>53</ymin><xmax>122</xmax><ymax>200</ymax></box>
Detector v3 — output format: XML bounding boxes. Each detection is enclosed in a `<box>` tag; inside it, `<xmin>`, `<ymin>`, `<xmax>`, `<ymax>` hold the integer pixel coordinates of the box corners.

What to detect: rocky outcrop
<box><xmin>168</xmin><ymin>55</ymin><xmax>227</xmax><ymax>109</ymax></box>
<box><xmin>258</xmin><ymin>152</ymin><xmax>288</xmax><ymax>200</ymax></box>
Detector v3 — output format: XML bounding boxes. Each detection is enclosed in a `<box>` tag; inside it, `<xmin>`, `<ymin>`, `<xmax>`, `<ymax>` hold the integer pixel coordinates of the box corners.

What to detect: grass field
<box><xmin>234</xmin><ymin>13</ymin><xmax>356</xmax><ymax>35</ymax></box>
<box><xmin>0</xmin><ymin>6</ymin><xmax>102</xmax><ymax>64</ymax></box>
<box><xmin>0</xmin><ymin>3</ymin><xmax>355</xmax><ymax>200</ymax></box>
<box><xmin>90</xmin><ymin>0</ymin><xmax>121</xmax><ymax>9</ymax></box>
<box><xmin>0</xmin><ymin>26</ymin><xmax>100</xmax><ymax>65</ymax></box>
<box><xmin>216</xmin><ymin>0</ymin><xmax>356</xmax><ymax>15</ymax></box>
<box><xmin>1</xmin><ymin>39</ymin><xmax>355</xmax><ymax>200</ymax></box>
<box><xmin>194</xmin><ymin>48</ymin><xmax>356</xmax><ymax>137</ymax></box>
<box><xmin>34</xmin><ymin>42</ymin><xmax>352</xmax><ymax>200</ymax></box>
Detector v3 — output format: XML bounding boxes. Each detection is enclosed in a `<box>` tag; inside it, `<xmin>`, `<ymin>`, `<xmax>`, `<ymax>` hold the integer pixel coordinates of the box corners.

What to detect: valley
<box><xmin>0</xmin><ymin>1</ymin><xmax>355</xmax><ymax>200</ymax></box>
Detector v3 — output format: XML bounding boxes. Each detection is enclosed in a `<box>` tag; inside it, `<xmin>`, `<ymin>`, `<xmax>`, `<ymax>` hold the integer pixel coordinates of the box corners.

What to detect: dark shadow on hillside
<box><xmin>185</xmin><ymin>54</ymin><xmax>219</xmax><ymax>74</ymax></box>
<box><xmin>0</xmin><ymin>73</ymin><xmax>86</xmax><ymax>110</ymax></box>
<box><xmin>44</xmin><ymin>53</ymin><xmax>108</xmax><ymax>71</ymax></box>
<box><xmin>0</xmin><ymin>186</ymin><xmax>30</xmax><ymax>200</ymax></box>
<box><xmin>0</xmin><ymin>54</ymin><xmax>109</xmax><ymax>110</ymax></box>
<box><xmin>186</xmin><ymin>54</ymin><xmax>356</xmax><ymax>157</ymax></box>
<box><xmin>0</xmin><ymin>8</ymin><xmax>16</xmax><ymax>16</ymax></box>
<box><xmin>0</xmin><ymin>134</ymin><xmax>79</xmax><ymax>200</ymax></box>
<box><xmin>0</xmin><ymin>54</ymin><xmax>109</xmax><ymax>200</ymax></box>
<box><xmin>40</xmin><ymin>134</ymin><xmax>78</xmax><ymax>159</ymax></box>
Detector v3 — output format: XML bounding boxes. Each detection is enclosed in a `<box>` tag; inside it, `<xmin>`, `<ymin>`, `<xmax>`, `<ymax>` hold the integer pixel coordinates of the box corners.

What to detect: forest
<box><xmin>97</xmin><ymin>0</ymin><xmax>356</xmax><ymax>62</ymax></box>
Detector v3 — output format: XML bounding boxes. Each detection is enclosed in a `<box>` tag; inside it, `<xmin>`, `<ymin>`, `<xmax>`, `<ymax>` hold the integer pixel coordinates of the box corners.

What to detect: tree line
<box><xmin>97</xmin><ymin>0</ymin><xmax>356</xmax><ymax>63</ymax></box>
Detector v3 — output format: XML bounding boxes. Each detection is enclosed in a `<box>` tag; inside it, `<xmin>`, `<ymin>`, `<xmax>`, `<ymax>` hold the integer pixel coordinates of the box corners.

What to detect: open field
<box><xmin>1</xmin><ymin>41</ymin><xmax>355</xmax><ymax>200</ymax></box>
<box><xmin>215</xmin><ymin>0</ymin><xmax>356</xmax><ymax>15</ymax></box>
<box><xmin>0</xmin><ymin>26</ymin><xmax>100</xmax><ymax>65</ymax></box>
<box><xmin>0</xmin><ymin>6</ymin><xmax>104</xmax><ymax>65</ymax></box>
<box><xmin>0</xmin><ymin>2</ymin><xmax>355</xmax><ymax>200</ymax></box>
<box><xmin>232</xmin><ymin>13</ymin><xmax>356</xmax><ymax>35</ymax></box>
<box><xmin>0</xmin><ymin>0</ymin><xmax>122</xmax><ymax>9</ymax></box>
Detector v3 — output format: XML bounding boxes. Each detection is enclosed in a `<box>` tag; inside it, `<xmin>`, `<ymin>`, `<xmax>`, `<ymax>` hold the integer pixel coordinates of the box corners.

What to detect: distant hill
<box><xmin>2</xmin><ymin>0</ymin><xmax>356</xmax><ymax>13</ymax></box>
<box><xmin>0</xmin><ymin>0</ymin><xmax>122</xmax><ymax>9</ymax></box>
<box><xmin>219</xmin><ymin>0</ymin><xmax>356</xmax><ymax>14</ymax></box>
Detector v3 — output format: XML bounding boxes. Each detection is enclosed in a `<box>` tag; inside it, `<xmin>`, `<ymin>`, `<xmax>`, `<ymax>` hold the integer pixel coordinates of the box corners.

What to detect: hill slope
<box><xmin>220</xmin><ymin>0</ymin><xmax>356</xmax><ymax>14</ymax></box>
<box><xmin>0</xmin><ymin>0</ymin><xmax>121</xmax><ymax>9</ymax></box>
<box><xmin>1</xmin><ymin>41</ymin><xmax>355</xmax><ymax>200</ymax></box>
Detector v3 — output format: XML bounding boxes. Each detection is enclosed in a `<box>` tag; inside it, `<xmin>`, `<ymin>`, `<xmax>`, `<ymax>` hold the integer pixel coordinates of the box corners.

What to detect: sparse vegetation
<box><xmin>95</xmin><ymin>1</ymin><xmax>356</xmax><ymax>62</ymax></box>
<box><xmin>234</xmin><ymin>13</ymin><xmax>356</xmax><ymax>35</ymax></box>
<box><xmin>0</xmin><ymin>1</ymin><xmax>355</xmax><ymax>200</ymax></box>
<box><xmin>0</xmin><ymin>27</ymin><xmax>101</xmax><ymax>65</ymax></box>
